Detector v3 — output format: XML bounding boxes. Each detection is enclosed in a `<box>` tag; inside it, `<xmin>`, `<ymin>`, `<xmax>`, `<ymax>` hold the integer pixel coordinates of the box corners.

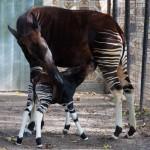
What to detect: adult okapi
<box><xmin>8</xmin><ymin>6</ymin><xmax>136</xmax><ymax>145</ymax></box>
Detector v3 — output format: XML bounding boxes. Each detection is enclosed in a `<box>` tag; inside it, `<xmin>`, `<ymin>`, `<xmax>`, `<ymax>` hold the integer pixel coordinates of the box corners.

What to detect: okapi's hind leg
<box><xmin>63</xmin><ymin>107</ymin><xmax>71</xmax><ymax>135</ymax></box>
<box><xmin>117</xmin><ymin>65</ymin><xmax>136</xmax><ymax>138</ymax></box>
<box><xmin>34</xmin><ymin>83</ymin><xmax>53</xmax><ymax>148</ymax></box>
<box><xmin>65</xmin><ymin>101</ymin><xmax>88</xmax><ymax>140</ymax></box>
<box><xmin>93</xmin><ymin>29</ymin><xmax>125</xmax><ymax>139</ymax></box>
<box><xmin>25</xmin><ymin>105</ymin><xmax>45</xmax><ymax>135</ymax></box>
<box><xmin>16</xmin><ymin>83</ymin><xmax>34</xmax><ymax>145</ymax></box>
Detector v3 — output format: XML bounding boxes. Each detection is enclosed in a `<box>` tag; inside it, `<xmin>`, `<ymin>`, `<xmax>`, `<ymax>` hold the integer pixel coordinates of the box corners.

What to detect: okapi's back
<box><xmin>15</xmin><ymin>6</ymin><xmax>125</xmax><ymax>67</ymax></box>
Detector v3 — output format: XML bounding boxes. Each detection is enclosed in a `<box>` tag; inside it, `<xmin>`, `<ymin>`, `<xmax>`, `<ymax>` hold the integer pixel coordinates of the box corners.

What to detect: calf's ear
<box><xmin>8</xmin><ymin>25</ymin><xmax>19</xmax><ymax>40</ymax></box>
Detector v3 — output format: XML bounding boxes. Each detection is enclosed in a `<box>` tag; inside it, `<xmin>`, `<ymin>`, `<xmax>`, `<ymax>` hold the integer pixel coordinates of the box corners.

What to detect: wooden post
<box><xmin>124</xmin><ymin>0</ymin><xmax>131</xmax><ymax>73</ymax></box>
<box><xmin>140</xmin><ymin>0</ymin><xmax>150</xmax><ymax>111</ymax></box>
<box><xmin>107</xmin><ymin>0</ymin><xmax>111</xmax><ymax>15</ymax></box>
<box><xmin>112</xmin><ymin>0</ymin><xmax>118</xmax><ymax>21</ymax></box>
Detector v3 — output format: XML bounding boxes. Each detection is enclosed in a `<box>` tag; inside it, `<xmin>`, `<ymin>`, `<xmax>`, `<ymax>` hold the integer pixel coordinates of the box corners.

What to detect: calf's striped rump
<box><xmin>93</xmin><ymin>30</ymin><xmax>136</xmax><ymax>139</ymax></box>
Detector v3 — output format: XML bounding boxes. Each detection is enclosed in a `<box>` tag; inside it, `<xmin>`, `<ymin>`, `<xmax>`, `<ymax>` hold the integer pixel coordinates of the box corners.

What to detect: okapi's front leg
<box><xmin>16</xmin><ymin>83</ymin><xmax>34</xmax><ymax>145</ymax></box>
<box><xmin>66</xmin><ymin>101</ymin><xmax>88</xmax><ymax>140</ymax></box>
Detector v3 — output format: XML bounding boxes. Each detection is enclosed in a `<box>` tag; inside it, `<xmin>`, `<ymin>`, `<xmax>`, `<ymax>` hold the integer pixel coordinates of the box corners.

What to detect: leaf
<box><xmin>103</xmin><ymin>143</ymin><xmax>111</xmax><ymax>150</ymax></box>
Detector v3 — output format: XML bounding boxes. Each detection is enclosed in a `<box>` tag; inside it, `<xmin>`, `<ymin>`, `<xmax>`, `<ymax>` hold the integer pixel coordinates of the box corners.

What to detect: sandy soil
<box><xmin>0</xmin><ymin>92</ymin><xmax>150</xmax><ymax>150</ymax></box>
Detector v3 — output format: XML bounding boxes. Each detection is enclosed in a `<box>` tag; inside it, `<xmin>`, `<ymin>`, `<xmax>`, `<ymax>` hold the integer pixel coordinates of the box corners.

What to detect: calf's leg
<box><xmin>16</xmin><ymin>83</ymin><xmax>34</xmax><ymax>145</ymax></box>
<box><xmin>35</xmin><ymin>83</ymin><xmax>53</xmax><ymax>147</ymax></box>
<box><xmin>66</xmin><ymin>101</ymin><xmax>88</xmax><ymax>140</ymax></box>
<box><xmin>63</xmin><ymin>107</ymin><xmax>71</xmax><ymax>135</ymax></box>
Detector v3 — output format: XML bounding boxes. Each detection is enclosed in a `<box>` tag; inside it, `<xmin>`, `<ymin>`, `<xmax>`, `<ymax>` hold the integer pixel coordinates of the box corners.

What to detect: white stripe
<box><xmin>67</xmin><ymin>101</ymin><xmax>73</xmax><ymax>106</ymax></box>
<box><xmin>94</xmin><ymin>56</ymin><xmax>120</xmax><ymax>60</ymax></box>
<box><xmin>103</xmin><ymin>37</ymin><xmax>122</xmax><ymax>42</ymax></box>
<box><xmin>93</xmin><ymin>49</ymin><xmax>122</xmax><ymax>55</ymax></box>
<box><xmin>103</xmin><ymin>70</ymin><xmax>117</xmax><ymax>75</ymax></box>
<box><xmin>106</xmin><ymin>77</ymin><xmax>119</xmax><ymax>82</ymax></box>
<box><xmin>31</xmin><ymin>66</ymin><xmax>43</xmax><ymax>72</ymax></box>
<box><xmin>103</xmin><ymin>29</ymin><xmax>120</xmax><ymax>35</ymax></box>
<box><xmin>98</xmin><ymin>31</ymin><xmax>119</xmax><ymax>35</ymax></box>
<box><xmin>95</xmin><ymin>40</ymin><xmax>123</xmax><ymax>47</ymax></box>
<box><xmin>98</xmin><ymin>31</ymin><xmax>122</xmax><ymax>40</ymax></box>
<box><xmin>94</xmin><ymin>48</ymin><xmax>122</xmax><ymax>53</ymax></box>
<box><xmin>110</xmin><ymin>82</ymin><xmax>120</xmax><ymax>89</ymax></box>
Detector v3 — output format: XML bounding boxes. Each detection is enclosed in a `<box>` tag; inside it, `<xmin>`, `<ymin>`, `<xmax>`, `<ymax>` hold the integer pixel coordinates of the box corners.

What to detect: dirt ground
<box><xmin>0</xmin><ymin>92</ymin><xmax>150</xmax><ymax>150</ymax></box>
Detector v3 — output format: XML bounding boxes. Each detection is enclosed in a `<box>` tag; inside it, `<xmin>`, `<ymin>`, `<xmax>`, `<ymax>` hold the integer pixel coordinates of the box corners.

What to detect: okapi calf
<box><xmin>16</xmin><ymin>64</ymin><xmax>95</xmax><ymax>147</ymax></box>
<box><xmin>8</xmin><ymin>6</ymin><xmax>136</xmax><ymax>140</ymax></box>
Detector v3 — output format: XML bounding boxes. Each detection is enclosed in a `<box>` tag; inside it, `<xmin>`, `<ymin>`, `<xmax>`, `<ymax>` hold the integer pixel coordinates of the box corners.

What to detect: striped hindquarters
<box><xmin>93</xmin><ymin>29</ymin><xmax>124</xmax><ymax>90</ymax></box>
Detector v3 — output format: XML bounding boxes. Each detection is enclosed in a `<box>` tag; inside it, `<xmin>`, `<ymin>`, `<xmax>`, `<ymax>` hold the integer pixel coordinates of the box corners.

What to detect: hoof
<box><xmin>124</xmin><ymin>126</ymin><xmax>136</xmax><ymax>138</ymax></box>
<box><xmin>113</xmin><ymin>126</ymin><xmax>122</xmax><ymax>139</ymax></box>
<box><xmin>28</xmin><ymin>121</ymin><xmax>35</xmax><ymax>131</ymax></box>
<box><xmin>63</xmin><ymin>124</ymin><xmax>70</xmax><ymax>135</ymax></box>
<box><xmin>36</xmin><ymin>138</ymin><xmax>42</xmax><ymax>148</ymax></box>
<box><xmin>80</xmin><ymin>132</ymin><xmax>88</xmax><ymax>140</ymax></box>
<box><xmin>16</xmin><ymin>137</ymin><xmax>23</xmax><ymax>145</ymax></box>
<box><xmin>63</xmin><ymin>129</ymin><xmax>69</xmax><ymax>135</ymax></box>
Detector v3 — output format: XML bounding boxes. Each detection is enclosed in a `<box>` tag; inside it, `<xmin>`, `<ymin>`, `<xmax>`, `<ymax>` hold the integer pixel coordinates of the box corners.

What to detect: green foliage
<box><xmin>103</xmin><ymin>143</ymin><xmax>112</xmax><ymax>150</ymax></box>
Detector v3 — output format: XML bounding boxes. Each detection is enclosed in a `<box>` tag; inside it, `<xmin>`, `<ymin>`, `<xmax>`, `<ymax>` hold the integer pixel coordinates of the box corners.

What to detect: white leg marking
<box><xmin>75</xmin><ymin>122</ymin><xmax>84</xmax><ymax>135</ymax></box>
<box><xmin>18</xmin><ymin>110</ymin><xmax>31</xmax><ymax>138</ymax></box>
<box><xmin>124</xmin><ymin>93</ymin><xmax>136</xmax><ymax>128</ymax></box>
<box><xmin>65</xmin><ymin>111</ymin><xmax>70</xmax><ymax>125</ymax></box>
<box><xmin>35</xmin><ymin>111</ymin><xmax>43</xmax><ymax>138</ymax></box>
<box><xmin>112</xmin><ymin>90</ymin><xmax>123</xmax><ymax>128</ymax></box>
<box><xmin>70</xmin><ymin>112</ymin><xmax>84</xmax><ymax>135</ymax></box>
<box><xmin>30</xmin><ymin>103</ymin><xmax>36</xmax><ymax>124</ymax></box>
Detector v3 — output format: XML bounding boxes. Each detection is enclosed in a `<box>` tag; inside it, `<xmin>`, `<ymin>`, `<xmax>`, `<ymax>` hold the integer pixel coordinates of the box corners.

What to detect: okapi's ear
<box><xmin>8</xmin><ymin>25</ymin><xmax>19</xmax><ymax>40</ymax></box>
<box><xmin>31</xmin><ymin>12</ymin><xmax>40</xmax><ymax>31</ymax></box>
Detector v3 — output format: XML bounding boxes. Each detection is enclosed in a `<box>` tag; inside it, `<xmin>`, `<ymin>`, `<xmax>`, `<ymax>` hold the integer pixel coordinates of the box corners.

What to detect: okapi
<box><xmin>17</xmin><ymin>65</ymin><xmax>94</xmax><ymax>147</ymax></box>
<box><xmin>8</xmin><ymin>6</ymin><xmax>136</xmax><ymax>144</ymax></box>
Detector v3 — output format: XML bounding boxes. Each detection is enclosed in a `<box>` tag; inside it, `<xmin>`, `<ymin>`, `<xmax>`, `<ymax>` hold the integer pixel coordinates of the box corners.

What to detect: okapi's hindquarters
<box><xmin>92</xmin><ymin>28</ymin><xmax>136</xmax><ymax>139</ymax></box>
<box><xmin>16</xmin><ymin>84</ymin><xmax>34</xmax><ymax>145</ymax></box>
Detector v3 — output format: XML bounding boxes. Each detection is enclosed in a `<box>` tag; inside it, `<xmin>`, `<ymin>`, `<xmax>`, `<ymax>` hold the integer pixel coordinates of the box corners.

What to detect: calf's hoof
<box><xmin>112</xmin><ymin>126</ymin><xmax>122</xmax><ymax>139</ymax></box>
<box><xmin>63</xmin><ymin>125</ymin><xmax>70</xmax><ymax>135</ymax></box>
<box><xmin>80</xmin><ymin>132</ymin><xmax>88</xmax><ymax>140</ymax></box>
<box><xmin>36</xmin><ymin>138</ymin><xmax>43</xmax><ymax>148</ymax></box>
<box><xmin>16</xmin><ymin>137</ymin><xmax>23</xmax><ymax>145</ymax></box>
<box><xmin>124</xmin><ymin>126</ymin><xmax>136</xmax><ymax>138</ymax></box>
<box><xmin>28</xmin><ymin>121</ymin><xmax>35</xmax><ymax>131</ymax></box>
<box><xmin>63</xmin><ymin>129</ymin><xmax>69</xmax><ymax>135</ymax></box>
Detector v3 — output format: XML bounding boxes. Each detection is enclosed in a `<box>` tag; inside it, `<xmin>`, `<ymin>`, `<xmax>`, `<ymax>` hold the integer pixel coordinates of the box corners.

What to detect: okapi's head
<box><xmin>8</xmin><ymin>12</ymin><xmax>64</xmax><ymax>101</ymax></box>
<box><xmin>8</xmin><ymin>13</ymin><xmax>53</xmax><ymax>68</ymax></box>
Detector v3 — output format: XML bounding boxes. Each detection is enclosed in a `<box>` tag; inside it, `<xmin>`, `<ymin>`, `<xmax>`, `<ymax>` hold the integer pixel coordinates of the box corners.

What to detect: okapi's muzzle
<box><xmin>8</xmin><ymin>25</ymin><xmax>20</xmax><ymax>40</ymax></box>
